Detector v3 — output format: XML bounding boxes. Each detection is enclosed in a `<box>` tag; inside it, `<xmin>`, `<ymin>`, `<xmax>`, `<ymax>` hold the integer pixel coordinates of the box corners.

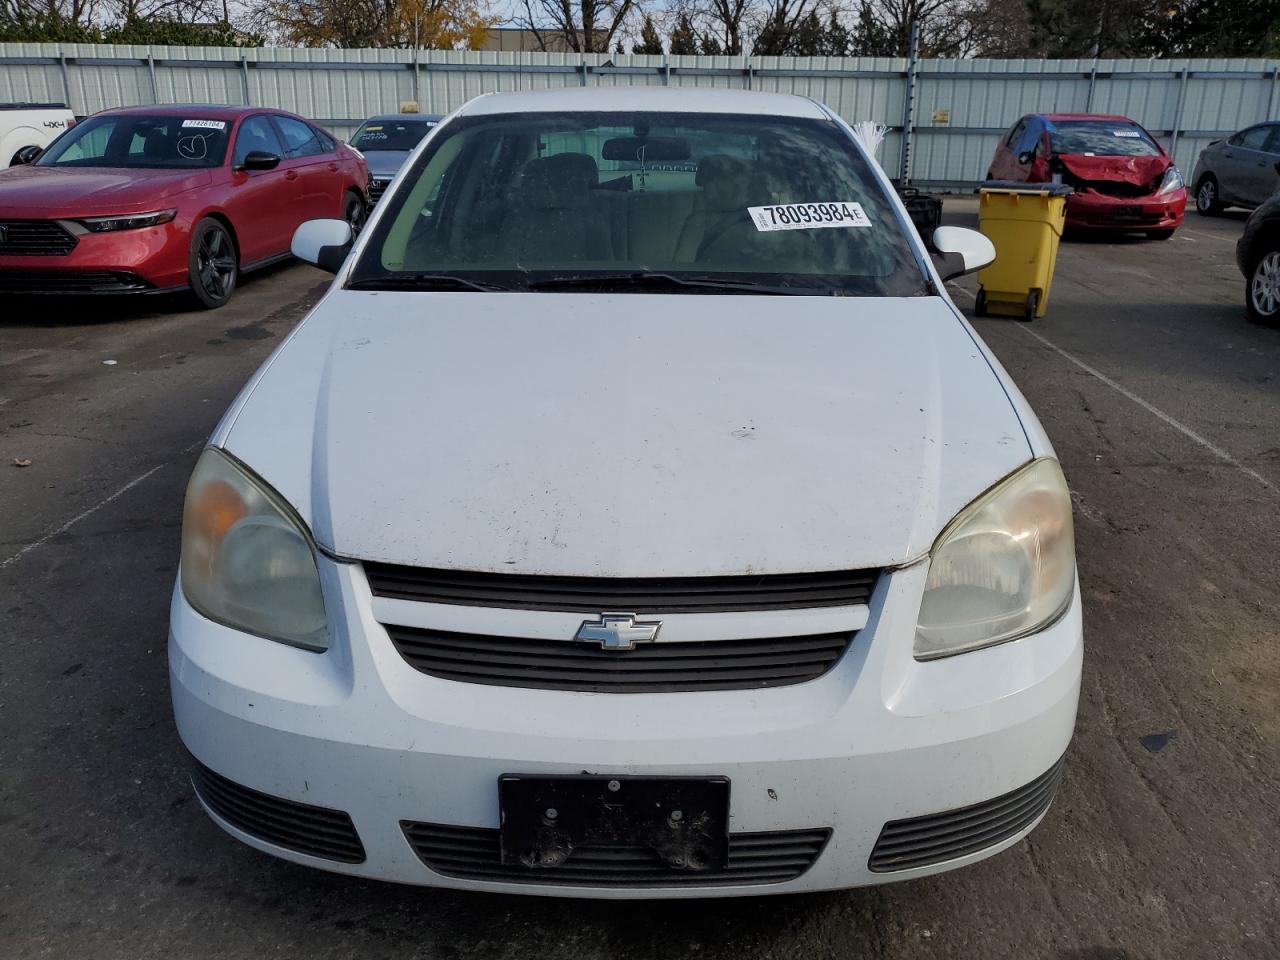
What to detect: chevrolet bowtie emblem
<box><xmin>574</xmin><ymin>613</ymin><xmax>662</xmax><ymax>651</ymax></box>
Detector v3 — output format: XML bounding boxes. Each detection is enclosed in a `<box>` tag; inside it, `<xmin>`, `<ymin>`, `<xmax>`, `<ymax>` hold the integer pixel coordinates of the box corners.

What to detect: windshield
<box><xmin>37</xmin><ymin>114</ymin><xmax>230</xmax><ymax>169</ymax></box>
<box><xmin>351</xmin><ymin>118</ymin><xmax>437</xmax><ymax>152</ymax></box>
<box><xmin>1049</xmin><ymin>121</ymin><xmax>1161</xmax><ymax>157</ymax></box>
<box><xmin>348</xmin><ymin>111</ymin><xmax>926</xmax><ymax>296</ymax></box>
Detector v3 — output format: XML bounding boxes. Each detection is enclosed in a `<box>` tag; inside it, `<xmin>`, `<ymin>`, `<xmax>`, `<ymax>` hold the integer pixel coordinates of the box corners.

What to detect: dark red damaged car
<box><xmin>0</xmin><ymin>104</ymin><xmax>368</xmax><ymax>308</ymax></box>
<box><xmin>986</xmin><ymin>112</ymin><xmax>1187</xmax><ymax>240</ymax></box>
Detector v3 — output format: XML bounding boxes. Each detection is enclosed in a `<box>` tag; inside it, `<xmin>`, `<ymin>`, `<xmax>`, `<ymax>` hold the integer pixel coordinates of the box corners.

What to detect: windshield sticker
<box><xmin>182</xmin><ymin>119</ymin><xmax>226</xmax><ymax>130</ymax></box>
<box><xmin>748</xmin><ymin>202</ymin><xmax>871</xmax><ymax>232</ymax></box>
<box><xmin>1113</xmin><ymin>130</ymin><xmax>1141</xmax><ymax>137</ymax></box>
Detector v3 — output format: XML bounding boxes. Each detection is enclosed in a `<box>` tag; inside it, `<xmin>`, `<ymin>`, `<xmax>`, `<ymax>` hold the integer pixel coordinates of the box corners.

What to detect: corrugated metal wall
<box><xmin>3</xmin><ymin>43</ymin><xmax>1277</xmax><ymax>188</ymax></box>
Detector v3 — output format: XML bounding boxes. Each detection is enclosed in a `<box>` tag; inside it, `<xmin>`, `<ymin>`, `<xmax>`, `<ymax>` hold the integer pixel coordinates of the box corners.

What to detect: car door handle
<box><xmin>328</xmin><ymin>162</ymin><xmax>338</xmax><ymax>172</ymax></box>
<box><xmin>285</xmin><ymin>170</ymin><xmax>298</xmax><ymax>181</ymax></box>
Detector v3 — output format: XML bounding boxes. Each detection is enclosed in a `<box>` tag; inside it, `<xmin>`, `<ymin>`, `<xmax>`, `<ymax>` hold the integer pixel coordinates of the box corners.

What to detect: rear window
<box><xmin>38</xmin><ymin>114</ymin><xmax>229</xmax><ymax>169</ymax></box>
<box><xmin>1049</xmin><ymin>121</ymin><xmax>1161</xmax><ymax>157</ymax></box>
<box><xmin>349</xmin><ymin>110</ymin><xmax>926</xmax><ymax>297</ymax></box>
<box><xmin>351</xmin><ymin>119</ymin><xmax>438</xmax><ymax>152</ymax></box>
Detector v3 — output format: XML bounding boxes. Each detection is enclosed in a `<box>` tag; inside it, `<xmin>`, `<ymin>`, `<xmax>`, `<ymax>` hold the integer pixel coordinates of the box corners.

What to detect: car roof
<box><xmin>1040</xmin><ymin>113</ymin><xmax>1136</xmax><ymax>123</ymax></box>
<box><xmin>364</xmin><ymin>114</ymin><xmax>443</xmax><ymax>123</ymax></box>
<box><xmin>93</xmin><ymin>104</ymin><xmax>289</xmax><ymax>120</ymax></box>
<box><xmin>457</xmin><ymin>86</ymin><xmax>829</xmax><ymax>119</ymax></box>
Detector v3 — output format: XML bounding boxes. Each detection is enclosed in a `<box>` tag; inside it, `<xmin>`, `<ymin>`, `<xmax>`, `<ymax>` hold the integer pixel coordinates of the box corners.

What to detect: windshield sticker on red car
<box><xmin>1113</xmin><ymin>130</ymin><xmax>1141</xmax><ymax>137</ymax></box>
<box><xmin>182</xmin><ymin>119</ymin><xmax>226</xmax><ymax>130</ymax></box>
<box><xmin>748</xmin><ymin>202</ymin><xmax>871</xmax><ymax>232</ymax></box>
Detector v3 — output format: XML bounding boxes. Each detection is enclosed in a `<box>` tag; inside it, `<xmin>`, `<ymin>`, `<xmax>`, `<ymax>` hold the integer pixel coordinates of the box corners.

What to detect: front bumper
<box><xmin>1065</xmin><ymin>187</ymin><xmax>1187</xmax><ymax>231</ymax></box>
<box><xmin>170</xmin><ymin>560</ymin><xmax>1083</xmax><ymax>898</ymax></box>
<box><xmin>0</xmin><ymin>220</ymin><xmax>190</xmax><ymax>294</ymax></box>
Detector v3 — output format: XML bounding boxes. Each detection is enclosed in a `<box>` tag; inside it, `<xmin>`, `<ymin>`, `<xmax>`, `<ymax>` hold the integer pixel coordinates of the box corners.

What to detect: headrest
<box><xmin>520</xmin><ymin>153</ymin><xmax>598</xmax><ymax>210</ymax></box>
<box><xmin>695</xmin><ymin>154</ymin><xmax>753</xmax><ymax>211</ymax></box>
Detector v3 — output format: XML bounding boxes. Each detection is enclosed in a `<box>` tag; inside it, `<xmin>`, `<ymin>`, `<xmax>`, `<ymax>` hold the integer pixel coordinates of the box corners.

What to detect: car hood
<box><xmin>361</xmin><ymin>150</ymin><xmax>411</xmax><ymax>179</ymax></box>
<box><xmin>1056</xmin><ymin>153</ymin><xmax>1170</xmax><ymax>186</ymax></box>
<box><xmin>0</xmin><ymin>165</ymin><xmax>212</xmax><ymax>212</ymax></box>
<box><xmin>220</xmin><ymin>292</ymin><xmax>1032</xmax><ymax>576</ymax></box>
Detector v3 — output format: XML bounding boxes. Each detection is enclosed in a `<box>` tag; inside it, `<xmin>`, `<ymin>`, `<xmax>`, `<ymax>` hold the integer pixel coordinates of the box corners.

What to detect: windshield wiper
<box><xmin>347</xmin><ymin>274</ymin><xmax>506</xmax><ymax>292</ymax></box>
<box><xmin>524</xmin><ymin>272</ymin><xmax>824</xmax><ymax>295</ymax></box>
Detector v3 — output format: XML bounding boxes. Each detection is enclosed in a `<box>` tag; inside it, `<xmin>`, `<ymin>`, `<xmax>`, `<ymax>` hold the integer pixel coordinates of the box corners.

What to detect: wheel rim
<box><xmin>1198</xmin><ymin>181</ymin><xmax>1215</xmax><ymax>210</ymax></box>
<box><xmin>346</xmin><ymin>198</ymin><xmax>366</xmax><ymax>236</ymax></box>
<box><xmin>197</xmin><ymin>228</ymin><xmax>235</xmax><ymax>300</ymax></box>
<box><xmin>1252</xmin><ymin>251</ymin><xmax>1280</xmax><ymax>316</ymax></box>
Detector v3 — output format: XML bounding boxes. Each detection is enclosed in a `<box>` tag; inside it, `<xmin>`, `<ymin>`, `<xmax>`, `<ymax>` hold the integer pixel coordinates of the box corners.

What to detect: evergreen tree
<box><xmin>634</xmin><ymin>13</ymin><xmax>664</xmax><ymax>53</ymax></box>
<box><xmin>669</xmin><ymin>13</ymin><xmax>699</xmax><ymax>54</ymax></box>
<box><xmin>700</xmin><ymin>31</ymin><xmax>723</xmax><ymax>54</ymax></box>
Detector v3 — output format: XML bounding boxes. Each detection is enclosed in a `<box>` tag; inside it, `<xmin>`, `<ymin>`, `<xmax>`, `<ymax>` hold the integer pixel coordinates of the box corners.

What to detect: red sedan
<box><xmin>986</xmin><ymin>113</ymin><xmax>1187</xmax><ymax>239</ymax></box>
<box><xmin>0</xmin><ymin>104</ymin><xmax>368</xmax><ymax>307</ymax></box>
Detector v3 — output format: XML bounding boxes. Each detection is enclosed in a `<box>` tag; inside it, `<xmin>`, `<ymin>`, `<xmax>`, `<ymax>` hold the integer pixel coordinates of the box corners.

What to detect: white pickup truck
<box><xmin>2</xmin><ymin>103</ymin><xmax>76</xmax><ymax>167</ymax></box>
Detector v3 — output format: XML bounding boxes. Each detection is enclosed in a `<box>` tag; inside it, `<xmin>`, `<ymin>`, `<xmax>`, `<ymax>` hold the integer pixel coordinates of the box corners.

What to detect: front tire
<box><xmin>1246</xmin><ymin>248</ymin><xmax>1280</xmax><ymax>324</ymax></box>
<box><xmin>188</xmin><ymin>218</ymin><xmax>238</xmax><ymax>310</ymax></box>
<box><xmin>1195</xmin><ymin>176</ymin><xmax>1222</xmax><ymax>216</ymax></box>
<box><xmin>343</xmin><ymin>191</ymin><xmax>367</xmax><ymax>237</ymax></box>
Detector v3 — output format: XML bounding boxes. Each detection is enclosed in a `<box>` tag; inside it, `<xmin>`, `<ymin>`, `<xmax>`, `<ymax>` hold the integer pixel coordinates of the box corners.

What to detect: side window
<box><xmin>1237</xmin><ymin>126</ymin><xmax>1271</xmax><ymax>151</ymax></box>
<box><xmin>232</xmin><ymin>116</ymin><xmax>285</xmax><ymax>166</ymax></box>
<box><xmin>1263</xmin><ymin>125</ymin><xmax>1280</xmax><ymax>155</ymax></box>
<box><xmin>1006</xmin><ymin>120</ymin><xmax>1027</xmax><ymax>149</ymax></box>
<box><xmin>272</xmin><ymin>116</ymin><xmax>324</xmax><ymax>159</ymax></box>
<box><xmin>315</xmin><ymin>128</ymin><xmax>337</xmax><ymax>153</ymax></box>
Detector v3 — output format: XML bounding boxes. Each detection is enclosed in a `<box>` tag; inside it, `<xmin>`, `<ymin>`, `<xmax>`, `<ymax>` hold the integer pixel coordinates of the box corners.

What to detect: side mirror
<box><xmin>1017</xmin><ymin>150</ymin><xmax>1035</xmax><ymax>165</ymax></box>
<box><xmin>931</xmin><ymin>226</ymin><xmax>996</xmax><ymax>281</ymax></box>
<box><xmin>236</xmin><ymin>150</ymin><xmax>281</xmax><ymax>172</ymax></box>
<box><xmin>292</xmin><ymin>218</ymin><xmax>353</xmax><ymax>274</ymax></box>
<box><xmin>11</xmin><ymin>145</ymin><xmax>41</xmax><ymax>166</ymax></box>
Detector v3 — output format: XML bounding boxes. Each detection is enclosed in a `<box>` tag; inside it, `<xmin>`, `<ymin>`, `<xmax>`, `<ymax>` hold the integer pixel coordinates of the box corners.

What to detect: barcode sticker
<box><xmin>748</xmin><ymin>201</ymin><xmax>872</xmax><ymax>232</ymax></box>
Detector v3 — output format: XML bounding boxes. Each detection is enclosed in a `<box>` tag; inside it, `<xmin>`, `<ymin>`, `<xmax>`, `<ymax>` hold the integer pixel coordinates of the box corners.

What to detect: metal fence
<box><xmin>2</xmin><ymin>42</ymin><xmax>1278</xmax><ymax>189</ymax></box>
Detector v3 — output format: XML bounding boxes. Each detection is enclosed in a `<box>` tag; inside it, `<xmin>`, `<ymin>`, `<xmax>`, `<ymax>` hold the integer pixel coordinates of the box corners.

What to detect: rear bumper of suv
<box><xmin>169</xmin><ymin>558</ymin><xmax>1083</xmax><ymax>898</ymax></box>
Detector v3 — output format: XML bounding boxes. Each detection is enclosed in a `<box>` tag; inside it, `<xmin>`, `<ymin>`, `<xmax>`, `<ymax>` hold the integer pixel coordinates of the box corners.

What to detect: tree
<box><xmin>703</xmin><ymin>0</ymin><xmax>749</xmax><ymax>54</ymax></box>
<box><xmin>633</xmin><ymin>12</ymin><xmax>663</xmax><ymax>52</ymax></box>
<box><xmin>669</xmin><ymin>12</ymin><xmax>698</xmax><ymax>52</ymax></box>
<box><xmin>248</xmin><ymin>0</ymin><xmax>493</xmax><ymax>48</ymax></box>
<box><xmin>520</xmin><ymin>0</ymin><xmax>637</xmax><ymax>52</ymax></box>
<box><xmin>699</xmin><ymin>30</ymin><xmax>722</xmax><ymax>53</ymax></box>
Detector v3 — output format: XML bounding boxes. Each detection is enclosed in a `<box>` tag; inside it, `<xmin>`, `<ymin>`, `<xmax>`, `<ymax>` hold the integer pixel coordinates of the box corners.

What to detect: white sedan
<box><xmin>170</xmin><ymin>86</ymin><xmax>1082</xmax><ymax>897</ymax></box>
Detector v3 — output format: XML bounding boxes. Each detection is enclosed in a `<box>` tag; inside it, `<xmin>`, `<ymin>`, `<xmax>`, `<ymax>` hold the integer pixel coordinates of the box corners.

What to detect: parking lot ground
<box><xmin>2</xmin><ymin>206</ymin><xmax>1279</xmax><ymax>960</ymax></box>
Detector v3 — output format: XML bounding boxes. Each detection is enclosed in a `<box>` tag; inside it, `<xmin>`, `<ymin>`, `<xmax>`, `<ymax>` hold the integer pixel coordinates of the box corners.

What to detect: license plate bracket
<box><xmin>499</xmin><ymin>775</ymin><xmax>730</xmax><ymax>872</ymax></box>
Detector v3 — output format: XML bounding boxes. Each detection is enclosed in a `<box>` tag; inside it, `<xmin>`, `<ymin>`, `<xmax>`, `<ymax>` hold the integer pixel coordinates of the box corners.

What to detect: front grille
<box><xmin>0</xmin><ymin>270</ymin><xmax>150</xmax><ymax>293</ymax></box>
<box><xmin>386</xmin><ymin>625</ymin><xmax>854</xmax><ymax>692</ymax></box>
<box><xmin>0</xmin><ymin>219</ymin><xmax>78</xmax><ymax>256</ymax></box>
<box><xmin>368</xmin><ymin>178</ymin><xmax>390</xmax><ymax>203</ymax></box>
<box><xmin>190</xmin><ymin>760</ymin><xmax>366</xmax><ymax>864</ymax></box>
<box><xmin>402</xmin><ymin>821</ymin><xmax>830</xmax><ymax>887</ymax></box>
<box><xmin>868</xmin><ymin>755</ymin><xmax>1066</xmax><ymax>872</ymax></box>
<box><xmin>365</xmin><ymin>563</ymin><xmax>879</xmax><ymax>613</ymax></box>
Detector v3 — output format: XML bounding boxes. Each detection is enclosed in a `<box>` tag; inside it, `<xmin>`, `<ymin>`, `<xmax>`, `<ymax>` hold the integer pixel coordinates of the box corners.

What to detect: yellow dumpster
<box><xmin>975</xmin><ymin>184</ymin><xmax>1072</xmax><ymax>321</ymax></box>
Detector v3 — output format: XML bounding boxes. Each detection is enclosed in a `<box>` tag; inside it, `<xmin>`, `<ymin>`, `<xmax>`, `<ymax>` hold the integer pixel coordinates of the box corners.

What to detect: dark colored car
<box><xmin>1191</xmin><ymin>122</ymin><xmax>1280</xmax><ymax>216</ymax></box>
<box><xmin>349</xmin><ymin>114</ymin><xmax>443</xmax><ymax>204</ymax></box>
<box><xmin>0</xmin><ymin>104</ymin><xmax>368</xmax><ymax>308</ymax></box>
<box><xmin>1237</xmin><ymin>193</ymin><xmax>1280</xmax><ymax>323</ymax></box>
<box><xmin>986</xmin><ymin>113</ymin><xmax>1187</xmax><ymax>239</ymax></box>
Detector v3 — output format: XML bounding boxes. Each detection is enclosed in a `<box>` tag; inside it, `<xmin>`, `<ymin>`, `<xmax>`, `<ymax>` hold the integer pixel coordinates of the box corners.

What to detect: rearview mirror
<box><xmin>236</xmin><ymin>150</ymin><xmax>281</xmax><ymax>172</ymax></box>
<box><xmin>602</xmin><ymin>137</ymin><xmax>691</xmax><ymax>162</ymax></box>
<box><xmin>11</xmin><ymin>145</ymin><xmax>41</xmax><ymax>166</ymax></box>
<box><xmin>292</xmin><ymin>219</ymin><xmax>352</xmax><ymax>274</ymax></box>
<box><xmin>931</xmin><ymin>226</ymin><xmax>996</xmax><ymax>281</ymax></box>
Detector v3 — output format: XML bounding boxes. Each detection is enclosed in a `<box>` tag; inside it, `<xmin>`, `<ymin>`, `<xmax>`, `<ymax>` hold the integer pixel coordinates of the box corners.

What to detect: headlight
<box><xmin>70</xmin><ymin>209</ymin><xmax>177</xmax><ymax>233</ymax></box>
<box><xmin>1156</xmin><ymin>166</ymin><xmax>1184</xmax><ymax>196</ymax></box>
<box><xmin>180</xmin><ymin>447</ymin><xmax>328</xmax><ymax>651</ymax></box>
<box><xmin>914</xmin><ymin>458</ymin><xmax>1075</xmax><ymax>660</ymax></box>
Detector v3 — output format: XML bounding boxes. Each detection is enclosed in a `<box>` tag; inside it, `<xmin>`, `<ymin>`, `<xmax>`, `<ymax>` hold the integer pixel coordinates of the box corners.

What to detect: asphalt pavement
<box><xmin>2</xmin><ymin>206</ymin><xmax>1278</xmax><ymax>959</ymax></box>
